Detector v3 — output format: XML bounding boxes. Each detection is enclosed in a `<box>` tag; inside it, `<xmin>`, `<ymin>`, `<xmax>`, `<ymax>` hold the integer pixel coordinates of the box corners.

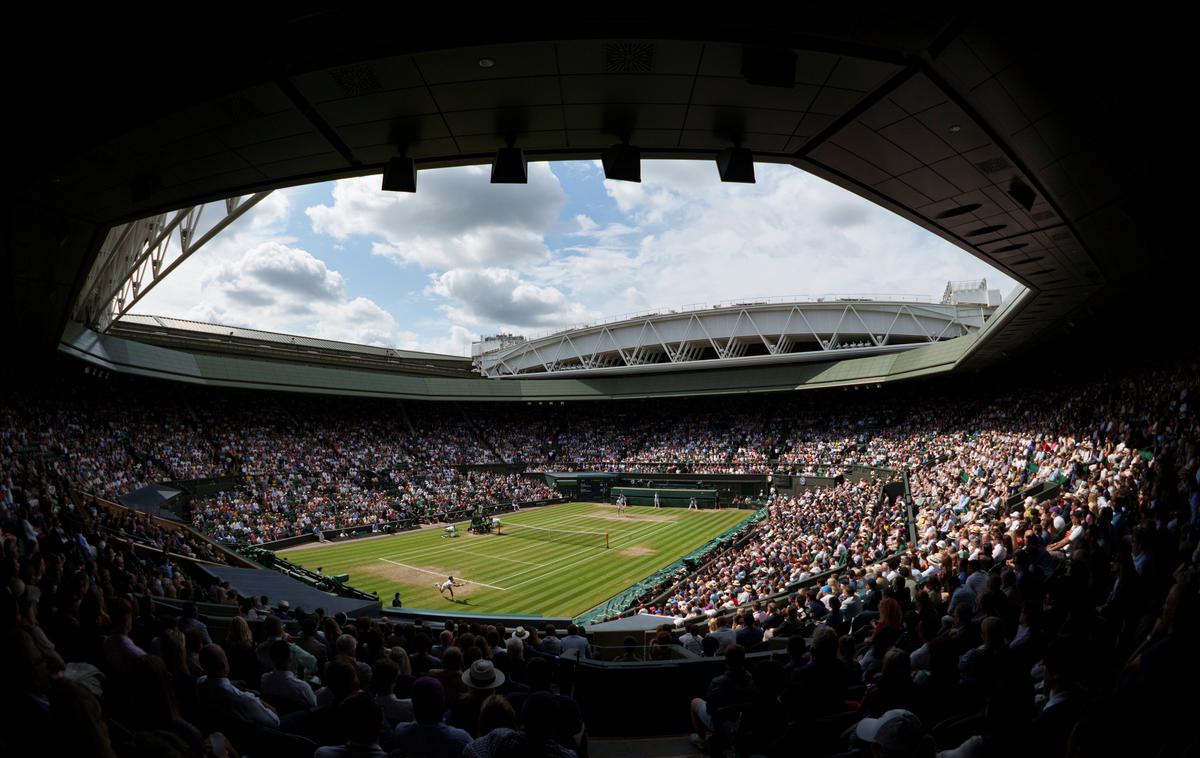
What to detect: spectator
<box><xmin>195</xmin><ymin>644</ymin><xmax>279</xmax><ymax>728</ymax></box>
<box><xmin>392</xmin><ymin>677</ymin><xmax>472</xmax><ymax>758</ymax></box>
<box><xmin>260</xmin><ymin>639</ymin><xmax>317</xmax><ymax>713</ymax></box>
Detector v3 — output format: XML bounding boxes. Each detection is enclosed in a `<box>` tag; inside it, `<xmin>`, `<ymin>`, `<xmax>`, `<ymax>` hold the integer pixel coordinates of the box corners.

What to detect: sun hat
<box><xmin>462</xmin><ymin>658</ymin><xmax>506</xmax><ymax>689</ymax></box>
<box><xmin>512</xmin><ymin>626</ymin><xmax>530</xmax><ymax>640</ymax></box>
<box><xmin>856</xmin><ymin>709</ymin><xmax>925</xmax><ymax>752</ymax></box>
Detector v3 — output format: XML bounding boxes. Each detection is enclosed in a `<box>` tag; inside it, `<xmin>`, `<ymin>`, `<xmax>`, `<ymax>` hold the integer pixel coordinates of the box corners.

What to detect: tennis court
<box><xmin>279</xmin><ymin>501</ymin><xmax>753</xmax><ymax>617</ymax></box>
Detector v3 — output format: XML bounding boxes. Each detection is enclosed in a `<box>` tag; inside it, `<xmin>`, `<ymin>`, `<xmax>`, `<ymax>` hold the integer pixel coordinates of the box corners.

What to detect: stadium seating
<box><xmin>2</xmin><ymin>356</ymin><xmax>1198</xmax><ymax>756</ymax></box>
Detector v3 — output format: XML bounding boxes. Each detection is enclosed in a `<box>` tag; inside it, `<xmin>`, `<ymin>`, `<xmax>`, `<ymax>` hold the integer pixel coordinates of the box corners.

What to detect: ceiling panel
<box><xmin>431</xmin><ymin>76</ymin><xmax>561</xmax><ymax>110</ymax></box>
<box><xmin>290</xmin><ymin>57</ymin><xmax>425</xmax><ymax>102</ymax></box>
<box><xmin>689</xmin><ymin>76</ymin><xmax>820</xmax><ymax>111</ymax></box>
<box><xmin>314</xmin><ymin>87</ymin><xmax>439</xmax><ymax>124</ymax></box>
<box><xmin>561</xmin><ymin>74</ymin><xmax>694</xmax><ymax>104</ymax></box>
<box><xmin>415</xmin><ymin>43</ymin><xmax>559</xmax><ymax>83</ymax></box>
<box><xmin>443</xmin><ymin>105</ymin><xmax>565</xmax><ymax>136</ymax></box>
<box><xmin>556</xmin><ymin>39</ymin><xmax>703</xmax><ymax>75</ymax></box>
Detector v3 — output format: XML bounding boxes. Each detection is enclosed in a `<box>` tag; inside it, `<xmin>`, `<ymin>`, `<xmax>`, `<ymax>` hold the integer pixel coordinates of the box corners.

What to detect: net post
<box><xmin>605</xmin><ymin>532</ymin><xmax>609</xmax><ymax>549</ymax></box>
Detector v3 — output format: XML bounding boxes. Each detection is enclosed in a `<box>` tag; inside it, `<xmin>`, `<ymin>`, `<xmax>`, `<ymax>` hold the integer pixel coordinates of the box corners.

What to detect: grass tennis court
<box><xmin>280</xmin><ymin>501</ymin><xmax>753</xmax><ymax>618</ymax></box>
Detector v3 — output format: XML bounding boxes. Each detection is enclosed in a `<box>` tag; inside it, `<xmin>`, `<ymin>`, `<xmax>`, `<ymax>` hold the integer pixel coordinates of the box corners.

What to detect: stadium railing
<box><xmin>83</xmin><ymin>491</ymin><xmax>257</xmax><ymax>568</ymax></box>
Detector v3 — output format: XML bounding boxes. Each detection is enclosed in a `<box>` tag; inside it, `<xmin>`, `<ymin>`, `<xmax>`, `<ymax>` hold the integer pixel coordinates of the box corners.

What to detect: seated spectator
<box><xmin>861</xmin><ymin>648</ymin><xmax>917</xmax><ymax>718</ymax></box>
<box><xmin>451</xmin><ymin>659</ymin><xmax>507</xmax><ymax>737</ymax></box>
<box><xmin>854</xmin><ymin>708</ymin><xmax>934</xmax><ymax>758</ymax></box>
<box><xmin>462</xmin><ymin>693</ymin><xmax>519</xmax><ymax>757</ymax></box>
<box><xmin>102</xmin><ymin>597</ymin><xmax>147</xmax><ymax>676</ymax></box>
<box><xmin>559</xmin><ymin>625</ymin><xmax>590</xmax><ymax>659</ymax></box>
<box><xmin>689</xmin><ymin>644</ymin><xmax>755</xmax><ymax>750</ymax></box>
<box><xmin>958</xmin><ymin>616</ymin><xmax>1007</xmax><ymax>701</ymax></box>
<box><xmin>733</xmin><ymin>658</ymin><xmax>787</xmax><ymax>757</ymax></box>
<box><xmin>431</xmin><ymin>646</ymin><xmax>467</xmax><ymax>708</ymax></box>
<box><xmin>708</xmin><ymin>615</ymin><xmax>737</xmax><ymax>655</ymax></box>
<box><xmin>308</xmin><ymin>659</ymin><xmax>361</xmax><ymax>745</ymax></box>
<box><xmin>508</xmin><ymin>657</ymin><xmax>585</xmax><ymax>752</ymax></box>
<box><xmin>784</xmin><ymin>625</ymin><xmax>849</xmax><ymax>718</ymax></box>
<box><xmin>392</xmin><ymin>677</ymin><xmax>472</xmax><ymax>758</ymax></box>
<box><xmin>195</xmin><ymin>644</ymin><xmax>280</xmax><ymax>729</ymax></box>
<box><xmin>296</xmin><ymin>616</ymin><xmax>330</xmax><ymax>669</ymax></box>
<box><xmin>126</xmin><ymin>654</ymin><xmax>204</xmax><ymax>755</ymax></box>
<box><xmin>257</xmin><ymin>615</ymin><xmax>318</xmax><ymax>679</ymax></box>
<box><xmin>177</xmin><ymin>602</ymin><xmax>212</xmax><ymax>645</ymax></box>
<box><xmin>221</xmin><ymin>616</ymin><xmax>259</xmax><ymax>684</ymax></box>
<box><xmin>679</xmin><ymin>623</ymin><xmax>704</xmax><ymax>655</ymax></box>
<box><xmin>314</xmin><ymin>692</ymin><xmax>386</xmax><ymax>758</ymax></box>
<box><xmin>539</xmin><ymin>624</ymin><xmax>562</xmax><ymax>656</ymax></box>
<box><xmin>735</xmin><ymin>613</ymin><xmax>764</xmax><ymax>651</ymax></box>
<box><xmin>334</xmin><ymin>633</ymin><xmax>372</xmax><ymax>690</ymax></box>
<box><xmin>260</xmin><ymin>639</ymin><xmax>317</xmax><ymax>713</ymax></box>
<box><xmin>371</xmin><ymin>657</ymin><xmax>413</xmax><ymax>726</ymax></box>
<box><xmin>1030</xmin><ymin>640</ymin><xmax>1084</xmax><ymax>758</ymax></box>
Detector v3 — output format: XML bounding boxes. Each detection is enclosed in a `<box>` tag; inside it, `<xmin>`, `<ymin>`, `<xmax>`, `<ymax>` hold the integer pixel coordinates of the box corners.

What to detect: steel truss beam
<box><xmin>72</xmin><ymin>192</ymin><xmax>273</xmax><ymax>331</ymax></box>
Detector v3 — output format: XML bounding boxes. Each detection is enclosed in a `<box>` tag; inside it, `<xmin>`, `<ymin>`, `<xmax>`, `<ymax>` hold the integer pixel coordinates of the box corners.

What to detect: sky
<box><xmin>133</xmin><ymin>160</ymin><xmax>1015</xmax><ymax>356</ymax></box>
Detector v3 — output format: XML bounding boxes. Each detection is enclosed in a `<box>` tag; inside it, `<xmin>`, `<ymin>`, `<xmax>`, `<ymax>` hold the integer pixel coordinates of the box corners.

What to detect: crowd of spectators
<box><xmin>2</xmin><ymin>489</ymin><xmax>591</xmax><ymax>758</ymax></box>
<box><xmin>4</xmin><ymin>356</ymin><xmax>1200</xmax><ymax>755</ymax></box>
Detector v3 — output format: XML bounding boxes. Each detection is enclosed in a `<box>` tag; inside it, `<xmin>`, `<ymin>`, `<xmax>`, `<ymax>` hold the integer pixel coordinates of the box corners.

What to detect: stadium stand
<box><xmin>3</xmin><ymin>355</ymin><xmax>1198</xmax><ymax>755</ymax></box>
<box><xmin>4</xmin><ymin>7</ymin><xmax>1197</xmax><ymax>758</ymax></box>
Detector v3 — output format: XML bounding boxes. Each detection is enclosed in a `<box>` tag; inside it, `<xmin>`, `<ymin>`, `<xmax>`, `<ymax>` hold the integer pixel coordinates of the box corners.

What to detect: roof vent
<box><xmin>605</xmin><ymin>42</ymin><xmax>655</xmax><ymax>73</ymax></box>
<box><xmin>330</xmin><ymin>65</ymin><xmax>383</xmax><ymax>97</ymax></box>
<box><xmin>973</xmin><ymin>157</ymin><xmax>1009</xmax><ymax>174</ymax></box>
<box><xmin>991</xmin><ymin>242</ymin><xmax>1029</xmax><ymax>253</ymax></box>
<box><xmin>217</xmin><ymin>96</ymin><xmax>262</xmax><ymax>123</ymax></box>
<box><xmin>934</xmin><ymin>202</ymin><xmax>982</xmax><ymax>220</ymax></box>
<box><xmin>965</xmin><ymin>224</ymin><xmax>1007</xmax><ymax>237</ymax></box>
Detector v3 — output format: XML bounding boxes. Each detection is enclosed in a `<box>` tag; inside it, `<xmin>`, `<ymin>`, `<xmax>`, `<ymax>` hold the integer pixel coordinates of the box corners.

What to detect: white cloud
<box><xmin>134</xmin><ymin>159</ymin><xmax>1015</xmax><ymax>357</ymax></box>
<box><xmin>305</xmin><ymin>164</ymin><xmax>567</xmax><ymax>269</ymax></box>
<box><xmin>203</xmin><ymin>241</ymin><xmax>346</xmax><ymax>305</ymax></box>
<box><xmin>555</xmin><ymin>162</ymin><xmax>1017</xmax><ymax>308</ymax></box>
<box><xmin>428</xmin><ymin>268</ymin><xmax>599</xmax><ymax>329</ymax></box>
<box><xmin>185</xmin><ymin>241</ymin><xmax>415</xmax><ymax>347</ymax></box>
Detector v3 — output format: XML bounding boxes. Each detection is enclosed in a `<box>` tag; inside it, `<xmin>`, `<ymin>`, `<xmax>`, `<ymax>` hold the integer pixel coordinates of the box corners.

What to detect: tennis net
<box><xmin>499</xmin><ymin>522</ymin><xmax>609</xmax><ymax>549</ymax></box>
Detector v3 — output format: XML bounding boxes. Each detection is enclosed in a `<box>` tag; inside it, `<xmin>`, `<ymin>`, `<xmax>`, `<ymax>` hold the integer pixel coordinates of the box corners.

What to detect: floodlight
<box><xmin>602</xmin><ymin>143</ymin><xmax>641</xmax><ymax>182</ymax></box>
<box><xmin>491</xmin><ymin>146</ymin><xmax>527</xmax><ymax>183</ymax></box>
<box><xmin>716</xmin><ymin>147</ymin><xmax>755</xmax><ymax>183</ymax></box>
<box><xmin>381</xmin><ymin>156</ymin><xmax>417</xmax><ymax>192</ymax></box>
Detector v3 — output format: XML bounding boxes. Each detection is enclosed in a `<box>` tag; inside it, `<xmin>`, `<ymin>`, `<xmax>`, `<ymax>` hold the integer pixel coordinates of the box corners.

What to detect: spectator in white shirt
<box><xmin>370</xmin><ymin>657</ymin><xmax>414</xmax><ymax>726</ymax></box>
<box><xmin>256</xmin><ymin>615</ymin><xmax>317</xmax><ymax>678</ymax></box>
<box><xmin>197</xmin><ymin>644</ymin><xmax>280</xmax><ymax>728</ymax></box>
<box><xmin>260</xmin><ymin>640</ymin><xmax>317</xmax><ymax>712</ymax></box>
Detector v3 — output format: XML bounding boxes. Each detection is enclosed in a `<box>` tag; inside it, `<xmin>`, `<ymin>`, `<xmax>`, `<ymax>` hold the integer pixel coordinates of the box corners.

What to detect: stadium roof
<box><xmin>7</xmin><ymin>8</ymin><xmax>1188</xmax><ymax>391</ymax></box>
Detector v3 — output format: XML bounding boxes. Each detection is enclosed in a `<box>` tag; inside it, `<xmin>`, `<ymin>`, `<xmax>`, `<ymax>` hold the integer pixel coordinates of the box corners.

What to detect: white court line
<box><xmin>378</xmin><ymin>557</ymin><xmax>509</xmax><ymax>591</ymax></box>
<box><xmin>492</xmin><ymin>517</ymin><xmax>677</xmax><ymax>585</ymax></box>
<box><xmin>451</xmin><ymin>547</ymin><xmax>545</xmax><ymax>566</ymax></box>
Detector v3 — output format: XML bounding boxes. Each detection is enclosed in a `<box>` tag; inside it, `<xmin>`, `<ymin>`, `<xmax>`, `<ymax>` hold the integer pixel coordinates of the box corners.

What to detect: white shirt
<box><xmin>376</xmin><ymin>693</ymin><xmax>415</xmax><ymax>725</ymax></box>
<box><xmin>197</xmin><ymin>676</ymin><xmax>280</xmax><ymax>727</ymax></box>
<box><xmin>260</xmin><ymin>669</ymin><xmax>317</xmax><ymax>710</ymax></box>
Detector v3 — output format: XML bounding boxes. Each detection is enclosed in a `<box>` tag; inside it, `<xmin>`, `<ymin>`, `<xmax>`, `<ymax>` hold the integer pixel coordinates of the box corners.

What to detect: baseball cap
<box><xmin>856</xmin><ymin>709</ymin><xmax>925</xmax><ymax>752</ymax></box>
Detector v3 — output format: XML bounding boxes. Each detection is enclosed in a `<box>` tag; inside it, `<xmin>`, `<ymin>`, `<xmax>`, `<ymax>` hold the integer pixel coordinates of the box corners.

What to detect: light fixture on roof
<box><xmin>381</xmin><ymin>150</ymin><xmax>417</xmax><ymax>192</ymax></box>
<box><xmin>949</xmin><ymin>124</ymin><xmax>962</xmax><ymax>134</ymax></box>
<box><xmin>491</xmin><ymin>137</ymin><xmax>527</xmax><ymax>184</ymax></box>
<box><xmin>478</xmin><ymin>58</ymin><xmax>496</xmax><ymax>68</ymax></box>
<box><xmin>601</xmin><ymin>141</ymin><xmax>641</xmax><ymax>182</ymax></box>
<box><xmin>716</xmin><ymin>146</ymin><xmax>755</xmax><ymax>183</ymax></box>
<box><xmin>1007</xmin><ymin>177</ymin><xmax>1036</xmax><ymax>212</ymax></box>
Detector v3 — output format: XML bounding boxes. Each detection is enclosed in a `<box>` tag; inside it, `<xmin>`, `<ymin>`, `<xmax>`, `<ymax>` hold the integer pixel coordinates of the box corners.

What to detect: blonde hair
<box><xmin>225</xmin><ymin>615</ymin><xmax>253</xmax><ymax>648</ymax></box>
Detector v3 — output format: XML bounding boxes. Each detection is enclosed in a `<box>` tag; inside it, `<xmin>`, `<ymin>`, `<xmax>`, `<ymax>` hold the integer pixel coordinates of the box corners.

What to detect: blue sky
<box><xmin>134</xmin><ymin>160</ymin><xmax>1015</xmax><ymax>355</ymax></box>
